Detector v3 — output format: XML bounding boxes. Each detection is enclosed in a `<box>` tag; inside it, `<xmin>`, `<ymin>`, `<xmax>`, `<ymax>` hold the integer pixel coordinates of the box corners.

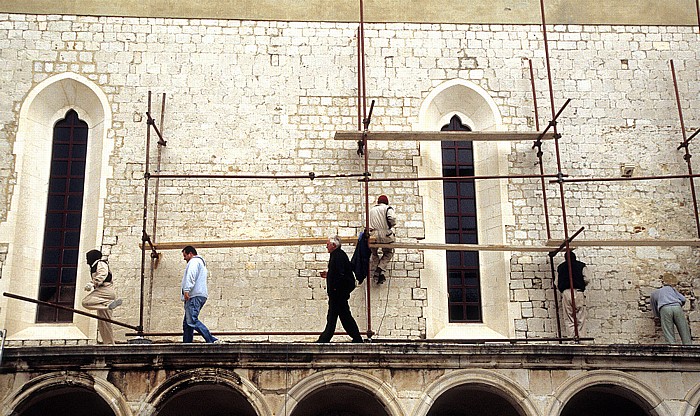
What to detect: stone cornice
<box><xmin>2</xmin><ymin>343</ymin><xmax>700</xmax><ymax>373</ymax></box>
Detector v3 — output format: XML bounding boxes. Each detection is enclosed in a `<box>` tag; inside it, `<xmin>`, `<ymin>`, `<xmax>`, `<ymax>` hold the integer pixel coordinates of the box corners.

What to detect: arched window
<box><xmin>441</xmin><ymin>115</ymin><xmax>481</xmax><ymax>322</ymax></box>
<box><xmin>36</xmin><ymin>109</ymin><xmax>88</xmax><ymax>323</ymax></box>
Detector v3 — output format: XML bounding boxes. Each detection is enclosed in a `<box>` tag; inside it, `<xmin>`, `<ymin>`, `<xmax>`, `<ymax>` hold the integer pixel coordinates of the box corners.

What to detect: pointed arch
<box><xmin>0</xmin><ymin>73</ymin><xmax>113</xmax><ymax>341</ymax></box>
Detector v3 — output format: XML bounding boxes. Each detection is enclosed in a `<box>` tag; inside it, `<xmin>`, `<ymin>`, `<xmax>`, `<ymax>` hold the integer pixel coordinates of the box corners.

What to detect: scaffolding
<box><xmin>5</xmin><ymin>0</ymin><xmax>700</xmax><ymax>344</ymax></box>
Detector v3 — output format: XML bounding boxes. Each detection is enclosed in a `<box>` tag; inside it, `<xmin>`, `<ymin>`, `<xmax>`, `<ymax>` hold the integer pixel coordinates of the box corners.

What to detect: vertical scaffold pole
<box><xmin>359</xmin><ymin>0</ymin><xmax>373</xmax><ymax>338</ymax></box>
<box><xmin>138</xmin><ymin>91</ymin><xmax>153</xmax><ymax>336</ymax></box>
<box><xmin>529</xmin><ymin>59</ymin><xmax>552</xmax><ymax>240</ymax></box>
<box><xmin>670</xmin><ymin>60</ymin><xmax>700</xmax><ymax>238</ymax></box>
<box><xmin>539</xmin><ymin>0</ymin><xmax>580</xmax><ymax>340</ymax></box>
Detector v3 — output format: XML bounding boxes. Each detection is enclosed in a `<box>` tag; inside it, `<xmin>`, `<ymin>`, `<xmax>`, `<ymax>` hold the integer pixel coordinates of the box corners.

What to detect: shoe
<box><xmin>108</xmin><ymin>299</ymin><xmax>123</xmax><ymax>310</ymax></box>
<box><xmin>352</xmin><ymin>338</ymin><xmax>364</xmax><ymax>343</ymax></box>
<box><xmin>212</xmin><ymin>339</ymin><xmax>224</xmax><ymax>344</ymax></box>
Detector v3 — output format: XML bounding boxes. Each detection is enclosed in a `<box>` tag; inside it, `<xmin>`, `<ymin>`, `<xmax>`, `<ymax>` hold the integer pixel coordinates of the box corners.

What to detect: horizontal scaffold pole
<box><xmin>363</xmin><ymin>173</ymin><xmax>564</xmax><ymax>183</ymax></box>
<box><xmin>146</xmin><ymin>172</ymin><xmax>366</xmax><ymax>180</ymax></box>
<box><xmin>3</xmin><ymin>292</ymin><xmax>140</xmax><ymax>331</ymax></box>
<box><xmin>334</xmin><ymin>131</ymin><xmax>557</xmax><ymax>142</ymax></box>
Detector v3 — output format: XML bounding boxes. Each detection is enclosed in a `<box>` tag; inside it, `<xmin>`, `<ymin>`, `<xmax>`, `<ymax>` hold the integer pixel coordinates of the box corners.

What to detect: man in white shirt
<box><xmin>369</xmin><ymin>195</ymin><xmax>396</xmax><ymax>284</ymax></box>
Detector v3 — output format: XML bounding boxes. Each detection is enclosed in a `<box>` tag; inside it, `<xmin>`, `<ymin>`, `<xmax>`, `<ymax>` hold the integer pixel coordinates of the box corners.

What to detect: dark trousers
<box><xmin>317</xmin><ymin>293</ymin><xmax>363</xmax><ymax>343</ymax></box>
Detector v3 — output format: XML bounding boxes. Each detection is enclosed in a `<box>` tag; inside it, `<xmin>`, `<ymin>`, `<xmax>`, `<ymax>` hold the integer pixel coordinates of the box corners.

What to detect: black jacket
<box><xmin>327</xmin><ymin>247</ymin><xmax>355</xmax><ymax>296</ymax></box>
<box><xmin>557</xmin><ymin>253</ymin><xmax>586</xmax><ymax>293</ymax></box>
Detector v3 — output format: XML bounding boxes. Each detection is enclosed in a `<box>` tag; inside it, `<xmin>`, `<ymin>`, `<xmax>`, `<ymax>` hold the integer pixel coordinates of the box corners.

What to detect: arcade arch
<box><xmin>4</xmin><ymin>371</ymin><xmax>130</xmax><ymax>416</ymax></box>
<box><xmin>143</xmin><ymin>368</ymin><xmax>271</xmax><ymax>416</ymax></box>
<box><xmin>681</xmin><ymin>381</ymin><xmax>700</xmax><ymax>416</ymax></box>
<box><xmin>412</xmin><ymin>369</ymin><xmax>537</xmax><ymax>416</ymax></box>
<box><xmin>283</xmin><ymin>369</ymin><xmax>405</xmax><ymax>416</ymax></box>
<box><xmin>546</xmin><ymin>370</ymin><xmax>670</xmax><ymax>416</ymax></box>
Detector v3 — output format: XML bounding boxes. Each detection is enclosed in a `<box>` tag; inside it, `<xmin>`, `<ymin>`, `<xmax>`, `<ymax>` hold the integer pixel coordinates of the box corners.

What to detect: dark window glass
<box><xmin>49</xmin><ymin>179</ymin><xmax>67</xmax><ymax>193</ymax></box>
<box><xmin>37</xmin><ymin>109</ymin><xmax>88</xmax><ymax>323</ymax></box>
<box><xmin>444</xmin><ymin>198</ymin><xmax>458</xmax><ymax>214</ymax></box>
<box><xmin>458</xmin><ymin>149</ymin><xmax>473</xmax><ymax>163</ymax></box>
<box><xmin>56</xmin><ymin>309</ymin><xmax>74</xmax><ymax>322</ymax></box>
<box><xmin>42</xmin><ymin>249</ymin><xmax>61</xmax><ymax>265</ymax></box>
<box><xmin>40</xmin><ymin>268</ymin><xmax>59</xmax><ymax>284</ymax></box>
<box><xmin>52</xmin><ymin>143</ymin><xmax>70</xmax><ymax>158</ymax></box>
<box><xmin>67</xmin><ymin>195</ymin><xmax>83</xmax><ymax>210</ymax></box>
<box><xmin>442</xmin><ymin>115</ymin><xmax>482</xmax><ymax>323</ymax></box>
<box><xmin>461</xmin><ymin>234</ymin><xmax>478</xmax><ymax>244</ymax></box>
<box><xmin>445</xmin><ymin>216</ymin><xmax>459</xmax><ymax>230</ymax></box>
<box><xmin>442</xmin><ymin>165</ymin><xmax>457</xmax><ymax>177</ymax></box>
<box><xmin>460</xmin><ymin>198</ymin><xmax>475</xmax><ymax>214</ymax></box>
<box><xmin>446</xmin><ymin>251</ymin><xmax>461</xmax><ymax>267</ymax></box>
<box><xmin>69</xmin><ymin>178</ymin><xmax>84</xmax><ymax>192</ymax></box>
<box><xmin>64</xmin><ymin>231</ymin><xmax>80</xmax><ymax>246</ymax></box>
<box><xmin>65</xmin><ymin>213</ymin><xmax>82</xmax><ymax>229</ymax></box>
<box><xmin>448</xmin><ymin>271</ymin><xmax>461</xmax><ymax>286</ymax></box>
<box><xmin>43</xmin><ymin>232</ymin><xmax>61</xmax><ymax>247</ymax></box>
<box><xmin>445</xmin><ymin>234</ymin><xmax>460</xmax><ymax>244</ymax></box>
<box><xmin>466</xmin><ymin>306</ymin><xmax>481</xmax><ymax>321</ymax></box>
<box><xmin>461</xmin><ymin>217</ymin><xmax>476</xmax><ymax>230</ymax></box>
<box><xmin>458</xmin><ymin>166</ymin><xmax>474</xmax><ymax>176</ymax></box>
<box><xmin>51</xmin><ymin>161</ymin><xmax>69</xmax><ymax>176</ymax></box>
<box><xmin>460</xmin><ymin>182</ymin><xmax>475</xmax><ymax>196</ymax></box>
<box><xmin>61</xmin><ymin>268</ymin><xmax>77</xmax><ymax>284</ymax></box>
<box><xmin>58</xmin><ymin>285</ymin><xmax>76</xmax><ymax>303</ymax></box>
<box><xmin>71</xmin><ymin>143</ymin><xmax>87</xmax><ymax>159</ymax></box>
<box><xmin>70</xmin><ymin>162</ymin><xmax>85</xmax><ymax>176</ymax></box>
<box><xmin>443</xmin><ymin>182</ymin><xmax>458</xmax><ymax>196</ymax></box>
<box><xmin>442</xmin><ymin>148</ymin><xmax>456</xmax><ymax>161</ymax></box>
<box><xmin>47</xmin><ymin>195</ymin><xmax>64</xmax><ymax>211</ymax></box>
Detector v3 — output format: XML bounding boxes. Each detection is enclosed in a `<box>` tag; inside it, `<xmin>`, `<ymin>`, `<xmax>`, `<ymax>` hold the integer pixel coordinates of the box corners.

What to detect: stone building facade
<box><xmin>0</xmin><ymin>1</ymin><xmax>699</xmax><ymax>415</ymax></box>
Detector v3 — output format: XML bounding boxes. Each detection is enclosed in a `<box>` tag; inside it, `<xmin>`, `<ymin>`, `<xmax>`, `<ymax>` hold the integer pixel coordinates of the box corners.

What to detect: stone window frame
<box><xmin>0</xmin><ymin>73</ymin><xmax>113</xmax><ymax>341</ymax></box>
<box><xmin>417</xmin><ymin>78</ymin><xmax>514</xmax><ymax>339</ymax></box>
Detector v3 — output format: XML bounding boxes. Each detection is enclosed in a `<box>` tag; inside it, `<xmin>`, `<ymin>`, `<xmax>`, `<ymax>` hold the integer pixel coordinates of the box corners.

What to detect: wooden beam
<box><xmin>142</xmin><ymin>237</ymin><xmax>330</xmax><ymax>250</ymax></box>
<box><xmin>334</xmin><ymin>131</ymin><xmax>556</xmax><ymax>142</ymax></box>
<box><xmin>142</xmin><ymin>238</ymin><xmax>700</xmax><ymax>252</ymax></box>
<box><xmin>371</xmin><ymin>242</ymin><xmax>552</xmax><ymax>252</ymax></box>
<box><xmin>545</xmin><ymin>239</ymin><xmax>700</xmax><ymax>247</ymax></box>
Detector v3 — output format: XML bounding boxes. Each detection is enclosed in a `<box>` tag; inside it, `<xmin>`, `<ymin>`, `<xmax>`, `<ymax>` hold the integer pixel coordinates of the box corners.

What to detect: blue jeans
<box><xmin>183</xmin><ymin>296</ymin><xmax>217</xmax><ymax>343</ymax></box>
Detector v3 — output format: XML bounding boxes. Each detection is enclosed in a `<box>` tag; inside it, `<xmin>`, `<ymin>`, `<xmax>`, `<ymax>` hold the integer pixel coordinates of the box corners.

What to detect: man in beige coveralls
<box><xmin>369</xmin><ymin>195</ymin><xmax>397</xmax><ymax>284</ymax></box>
<box><xmin>82</xmin><ymin>249</ymin><xmax>122</xmax><ymax>344</ymax></box>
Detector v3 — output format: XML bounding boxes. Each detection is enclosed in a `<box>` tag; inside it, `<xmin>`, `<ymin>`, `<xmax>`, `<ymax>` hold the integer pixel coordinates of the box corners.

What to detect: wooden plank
<box><xmin>142</xmin><ymin>237</ymin><xmax>330</xmax><ymax>250</ymax></box>
<box><xmin>545</xmin><ymin>239</ymin><xmax>700</xmax><ymax>247</ymax></box>
<box><xmin>142</xmin><ymin>238</ymin><xmax>700</xmax><ymax>252</ymax></box>
<box><xmin>370</xmin><ymin>242</ymin><xmax>552</xmax><ymax>252</ymax></box>
<box><xmin>334</xmin><ymin>131</ymin><xmax>556</xmax><ymax>142</ymax></box>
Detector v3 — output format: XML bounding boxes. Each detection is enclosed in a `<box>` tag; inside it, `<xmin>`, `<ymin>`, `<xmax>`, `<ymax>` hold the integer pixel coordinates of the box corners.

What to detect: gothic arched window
<box><xmin>36</xmin><ymin>109</ymin><xmax>88</xmax><ymax>323</ymax></box>
<box><xmin>441</xmin><ymin>115</ymin><xmax>482</xmax><ymax>322</ymax></box>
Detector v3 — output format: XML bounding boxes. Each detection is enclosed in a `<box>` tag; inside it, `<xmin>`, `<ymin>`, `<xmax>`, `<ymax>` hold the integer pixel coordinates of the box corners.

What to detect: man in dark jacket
<box><xmin>316</xmin><ymin>235</ymin><xmax>364</xmax><ymax>343</ymax></box>
<box><xmin>557</xmin><ymin>251</ymin><xmax>588</xmax><ymax>338</ymax></box>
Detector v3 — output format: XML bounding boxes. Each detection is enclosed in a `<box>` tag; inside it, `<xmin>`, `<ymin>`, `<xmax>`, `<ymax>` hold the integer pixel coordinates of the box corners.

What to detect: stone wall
<box><xmin>0</xmin><ymin>14</ymin><xmax>699</xmax><ymax>344</ymax></box>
